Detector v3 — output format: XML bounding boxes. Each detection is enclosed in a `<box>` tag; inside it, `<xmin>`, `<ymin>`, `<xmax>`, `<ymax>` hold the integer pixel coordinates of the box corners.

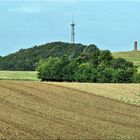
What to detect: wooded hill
<box><xmin>0</xmin><ymin>42</ymin><xmax>95</xmax><ymax>71</ymax></box>
<box><xmin>0</xmin><ymin>42</ymin><xmax>139</xmax><ymax>82</ymax></box>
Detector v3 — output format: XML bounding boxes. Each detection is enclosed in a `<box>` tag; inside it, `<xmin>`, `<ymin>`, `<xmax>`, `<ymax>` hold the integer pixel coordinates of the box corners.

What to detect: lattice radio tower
<box><xmin>71</xmin><ymin>17</ymin><xmax>76</xmax><ymax>43</ymax></box>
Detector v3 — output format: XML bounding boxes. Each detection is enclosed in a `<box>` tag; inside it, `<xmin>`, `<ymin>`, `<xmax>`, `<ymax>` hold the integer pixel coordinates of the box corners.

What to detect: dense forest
<box><xmin>0</xmin><ymin>42</ymin><xmax>92</xmax><ymax>71</ymax></box>
<box><xmin>37</xmin><ymin>45</ymin><xmax>139</xmax><ymax>83</ymax></box>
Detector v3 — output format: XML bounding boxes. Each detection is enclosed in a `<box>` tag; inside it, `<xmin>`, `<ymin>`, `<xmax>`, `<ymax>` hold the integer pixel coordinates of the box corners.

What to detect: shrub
<box><xmin>133</xmin><ymin>73</ymin><xmax>140</xmax><ymax>83</ymax></box>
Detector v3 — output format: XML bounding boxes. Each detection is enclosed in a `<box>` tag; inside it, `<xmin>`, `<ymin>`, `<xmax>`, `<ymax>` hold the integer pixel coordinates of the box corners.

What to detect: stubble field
<box><xmin>0</xmin><ymin>80</ymin><xmax>140</xmax><ymax>139</ymax></box>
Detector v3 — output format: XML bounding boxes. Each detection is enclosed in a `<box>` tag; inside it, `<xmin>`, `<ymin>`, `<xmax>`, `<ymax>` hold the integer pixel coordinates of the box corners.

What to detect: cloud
<box><xmin>8</xmin><ymin>3</ymin><xmax>42</xmax><ymax>14</ymax></box>
<box><xmin>7</xmin><ymin>0</ymin><xmax>79</xmax><ymax>15</ymax></box>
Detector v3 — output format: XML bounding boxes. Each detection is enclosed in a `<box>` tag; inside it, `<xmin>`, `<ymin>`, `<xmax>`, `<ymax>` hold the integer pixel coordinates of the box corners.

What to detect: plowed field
<box><xmin>0</xmin><ymin>80</ymin><xmax>140</xmax><ymax>139</ymax></box>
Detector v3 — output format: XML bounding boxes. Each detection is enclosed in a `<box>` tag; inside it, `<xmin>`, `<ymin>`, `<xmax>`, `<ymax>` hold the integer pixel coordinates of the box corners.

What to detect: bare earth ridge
<box><xmin>0</xmin><ymin>80</ymin><xmax>140</xmax><ymax>139</ymax></box>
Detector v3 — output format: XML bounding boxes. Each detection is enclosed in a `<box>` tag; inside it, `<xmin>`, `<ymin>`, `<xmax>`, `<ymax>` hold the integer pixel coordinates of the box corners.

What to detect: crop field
<box><xmin>0</xmin><ymin>71</ymin><xmax>38</xmax><ymax>80</ymax></box>
<box><xmin>113</xmin><ymin>51</ymin><xmax>140</xmax><ymax>73</ymax></box>
<box><xmin>50</xmin><ymin>82</ymin><xmax>140</xmax><ymax>106</ymax></box>
<box><xmin>0</xmin><ymin>80</ymin><xmax>140</xmax><ymax>139</ymax></box>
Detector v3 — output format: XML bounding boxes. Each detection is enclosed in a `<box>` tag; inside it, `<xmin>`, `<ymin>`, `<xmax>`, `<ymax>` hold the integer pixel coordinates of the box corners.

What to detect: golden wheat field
<box><xmin>0</xmin><ymin>80</ymin><xmax>140</xmax><ymax>140</ymax></box>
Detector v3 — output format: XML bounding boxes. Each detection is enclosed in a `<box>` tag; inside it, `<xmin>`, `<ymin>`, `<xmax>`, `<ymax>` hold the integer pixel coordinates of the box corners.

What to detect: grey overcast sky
<box><xmin>0</xmin><ymin>0</ymin><xmax>140</xmax><ymax>56</ymax></box>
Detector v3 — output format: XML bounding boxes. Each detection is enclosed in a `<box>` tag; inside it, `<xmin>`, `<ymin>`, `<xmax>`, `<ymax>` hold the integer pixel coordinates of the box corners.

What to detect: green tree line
<box><xmin>37</xmin><ymin>46</ymin><xmax>139</xmax><ymax>83</ymax></box>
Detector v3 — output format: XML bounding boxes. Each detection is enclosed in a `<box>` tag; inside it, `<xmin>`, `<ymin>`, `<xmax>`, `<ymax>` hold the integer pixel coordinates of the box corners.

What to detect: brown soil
<box><xmin>0</xmin><ymin>80</ymin><xmax>140</xmax><ymax>140</ymax></box>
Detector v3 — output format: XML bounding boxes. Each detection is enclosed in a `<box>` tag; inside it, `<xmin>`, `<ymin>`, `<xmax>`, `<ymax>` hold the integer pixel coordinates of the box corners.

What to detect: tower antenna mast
<box><xmin>71</xmin><ymin>16</ymin><xmax>76</xmax><ymax>43</ymax></box>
